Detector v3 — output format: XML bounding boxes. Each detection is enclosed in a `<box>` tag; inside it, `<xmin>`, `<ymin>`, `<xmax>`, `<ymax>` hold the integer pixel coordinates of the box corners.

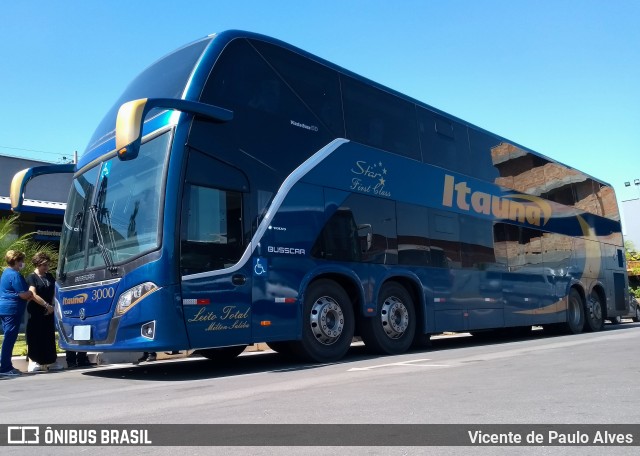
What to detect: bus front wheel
<box><xmin>584</xmin><ymin>291</ymin><xmax>604</xmax><ymax>332</ymax></box>
<box><xmin>361</xmin><ymin>282</ymin><xmax>416</xmax><ymax>355</ymax></box>
<box><xmin>292</xmin><ymin>279</ymin><xmax>355</xmax><ymax>363</ymax></box>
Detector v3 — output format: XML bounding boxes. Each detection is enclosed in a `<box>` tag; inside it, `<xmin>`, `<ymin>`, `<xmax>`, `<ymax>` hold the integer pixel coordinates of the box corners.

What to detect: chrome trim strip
<box><xmin>59</xmin><ymin>278</ymin><xmax>122</xmax><ymax>291</ymax></box>
<box><xmin>182</xmin><ymin>138</ymin><xmax>349</xmax><ymax>281</ymax></box>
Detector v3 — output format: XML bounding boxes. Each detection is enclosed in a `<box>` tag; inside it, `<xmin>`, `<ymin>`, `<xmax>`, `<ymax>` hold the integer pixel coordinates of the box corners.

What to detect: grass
<box><xmin>0</xmin><ymin>333</ymin><xmax>65</xmax><ymax>357</ymax></box>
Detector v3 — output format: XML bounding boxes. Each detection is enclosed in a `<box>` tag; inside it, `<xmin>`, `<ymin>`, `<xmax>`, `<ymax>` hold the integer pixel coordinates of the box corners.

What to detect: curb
<box><xmin>11</xmin><ymin>343</ymin><xmax>270</xmax><ymax>372</ymax></box>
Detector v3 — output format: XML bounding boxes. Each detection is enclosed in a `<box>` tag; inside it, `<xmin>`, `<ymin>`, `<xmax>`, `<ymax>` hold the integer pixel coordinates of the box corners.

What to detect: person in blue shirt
<box><xmin>0</xmin><ymin>250</ymin><xmax>34</xmax><ymax>376</ymax></box>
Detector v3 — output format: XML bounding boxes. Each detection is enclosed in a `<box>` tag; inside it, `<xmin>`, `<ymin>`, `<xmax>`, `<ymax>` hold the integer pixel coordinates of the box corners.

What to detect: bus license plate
<box><xmin>73</xmin><ymin>325</ymin><xmax>91</xmax><ymax>341</ymax></box>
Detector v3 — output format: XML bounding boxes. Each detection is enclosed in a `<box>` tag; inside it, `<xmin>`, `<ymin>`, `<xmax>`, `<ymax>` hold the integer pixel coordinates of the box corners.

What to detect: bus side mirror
<box><xmin>115</xmin><ymin>99</ymin><xmax>148</xmax><ymax>161</ymax></box>
<box><xmin>10</xmin><ymin>168</ymin><xmax>30</xmax><ymax>212</ymax></box>
<box><xmin>10</xmin><ymin>164</ymin><xmax>75</xmax><ymax>212</ymax></box>
<box><xmin>115</xmin><ymin>98</ymin><xmax>234</xmax><ymax>161</ymax></box>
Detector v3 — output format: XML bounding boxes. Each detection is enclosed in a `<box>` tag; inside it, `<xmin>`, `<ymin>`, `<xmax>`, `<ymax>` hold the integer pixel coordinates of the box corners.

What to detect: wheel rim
<box><xmin>310</xmin><ymin>295</ymin><xmax>345</xmax><ymax>346</ymax></box>
<box><xmin>380</xmin><ymin>295</ymin><xmax>409</xmax><ymax>339</ymax></box>
<box><xmin>589</xmin><ymin>294</ymin><xmax>602</xmax><ymax>321</ymax></box>
<box><xmin>568</xmin><ymin>294</ymin><xmax>581</xmax><ymax>327</ymax></box>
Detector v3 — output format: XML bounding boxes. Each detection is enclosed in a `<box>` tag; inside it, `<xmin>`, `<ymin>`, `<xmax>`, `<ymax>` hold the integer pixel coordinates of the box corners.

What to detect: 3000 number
<box><xmin>92</xmin><ymin>287</ymin><xmax>115</xmax><ymax>300</ymax></box>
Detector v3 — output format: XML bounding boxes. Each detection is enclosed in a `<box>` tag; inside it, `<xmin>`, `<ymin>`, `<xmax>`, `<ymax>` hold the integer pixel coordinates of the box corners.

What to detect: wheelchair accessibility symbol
<box><xmin>253</xmin><ymin>257</ymin><xmax>268</xmax><ymax>276</ymax></box>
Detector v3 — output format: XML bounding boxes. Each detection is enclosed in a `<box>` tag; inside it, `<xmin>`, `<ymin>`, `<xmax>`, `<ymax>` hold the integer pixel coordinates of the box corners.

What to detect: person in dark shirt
<box><xmin>25</xmin><ymin>252</ymin><xmax>62</xmax><ymax>372</ymax></box>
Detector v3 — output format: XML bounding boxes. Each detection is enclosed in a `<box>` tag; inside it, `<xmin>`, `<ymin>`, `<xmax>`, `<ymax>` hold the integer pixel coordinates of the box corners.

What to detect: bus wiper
<box><xmin>92</xmin><ymin>173</ymin><xmax>120</xmax><ymax>273</ymax></box>
<box><xmin>89</xmin><ymin>205</ymin><xmax>117</xmax><ymax>273</ymax></box>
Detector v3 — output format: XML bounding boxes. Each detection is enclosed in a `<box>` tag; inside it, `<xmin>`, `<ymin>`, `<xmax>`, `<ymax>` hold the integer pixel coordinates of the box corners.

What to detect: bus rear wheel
<box><xmin>361</xmin><ymin>282</ymin><xmax>416</xmax><ymax>355</ymax></box>
<box><xmin>584</xmin><ymin>291</ymin><xmax>604</xmax><ymax>332</ymax></box>
<box><xmin>199</xmin><ymin>345</ymin><xmax>247</xmax><ymax>362</ymax></box>
<box><xmin>292</xmin><ymin>279</ymin><xmax>354</xmax><ymax>363</ymax></box>
<box><xmin>564</xmin><ymin>288</ymin><xmax>585</xmax><ymax>334</ymax></box>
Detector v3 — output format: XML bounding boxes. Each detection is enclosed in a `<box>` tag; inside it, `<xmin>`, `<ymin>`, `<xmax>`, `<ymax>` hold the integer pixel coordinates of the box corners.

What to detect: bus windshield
<box><xmin>60</xmin><ymin>131</ymin><xmax>172</xmax><ymax>275</ymax></box>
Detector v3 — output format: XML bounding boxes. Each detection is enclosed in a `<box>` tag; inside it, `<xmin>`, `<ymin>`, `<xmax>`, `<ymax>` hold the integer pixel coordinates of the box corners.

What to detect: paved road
<box><xmin>2</xmin><ymin>323</ymin><xmax>639</xmax><ymax>455</ymax></box>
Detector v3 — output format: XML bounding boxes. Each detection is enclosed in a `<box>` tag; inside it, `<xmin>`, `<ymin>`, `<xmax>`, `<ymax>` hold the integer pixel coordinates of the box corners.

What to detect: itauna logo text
<box><xmin>62</xmin><ymin>293</ymin><xmax>88</xmax><ymax>305</ymax></box>
<box><xmin>442</xmin><ymin>174</ymin><xmax>551</xmax><ymax>226</ymax></box>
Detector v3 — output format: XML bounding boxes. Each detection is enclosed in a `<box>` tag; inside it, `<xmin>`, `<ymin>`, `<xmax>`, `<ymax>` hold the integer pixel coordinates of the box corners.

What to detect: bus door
<box><xmin>179</xmin><ymin>150</ymin><xmax>252</xmax><ymax>349</ymax></box>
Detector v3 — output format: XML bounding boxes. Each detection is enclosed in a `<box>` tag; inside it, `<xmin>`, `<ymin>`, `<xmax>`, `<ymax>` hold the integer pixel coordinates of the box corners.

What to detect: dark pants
<box><xmin>66</xmin><ymin>351</ymin><xmax>89</xmax><ymax>366</ymax></box>
<box><xmin>26</xmin><ymin>305</ymin><xmax>57</xmax><ymax>365</ymax></box>
<box><xmin>1</xmin><ymin>313</ymin><xmax>22</xmax><ymax>372</ymax></box>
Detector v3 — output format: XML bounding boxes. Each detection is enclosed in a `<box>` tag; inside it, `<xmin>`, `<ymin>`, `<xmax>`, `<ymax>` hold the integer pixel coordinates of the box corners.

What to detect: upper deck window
<box><xmin>342</xmin><ymin>76</ymin><xmax>421</xmax><ymax>161</ymax></box>
<box><xmin>198</xmin><ymin>38</ymin><xmax>340</xmax><ymax>176</ymax></box>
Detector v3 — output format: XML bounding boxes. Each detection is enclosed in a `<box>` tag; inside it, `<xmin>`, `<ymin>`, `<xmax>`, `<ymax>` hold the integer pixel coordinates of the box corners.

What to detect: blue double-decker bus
<box><xmin>11</xmin><ymin>30</ymin><xmax>630</xmax><ymax>363</ymax></box>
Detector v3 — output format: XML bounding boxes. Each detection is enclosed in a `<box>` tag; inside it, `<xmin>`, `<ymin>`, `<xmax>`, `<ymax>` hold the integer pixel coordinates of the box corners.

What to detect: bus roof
<box><xmin>80</xmin><ymin>29</ymin><xmax>611</xmax><ymax>189</ymax></box>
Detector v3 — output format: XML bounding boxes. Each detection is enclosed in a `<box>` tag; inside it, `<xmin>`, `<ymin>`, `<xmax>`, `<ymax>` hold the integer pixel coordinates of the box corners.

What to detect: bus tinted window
<box><xmin>494</xmin><ymin>223</ymin><xmax>547</xmax><ymax>272</ymax></box>
<box><xmin>466</xmin><ymin>128</ymin><xmax>501</xmax><ymax>183</ymax></box>
<box><xmin>541</xmin><ymin>231</ymin><xmax>573</xmax><ymax>270</ymax></box>
<box><xmin>313</xmin><ymin>194</ymin><xmax>397</xmax><ymax>264</ymax></box>
<box><xmin>428</xmin><ymin>210</ymin><xmax>461</xmax><ymax>268</ymax></box>
<box><xmin>200</xmin><ymin>39</ymin><xmax>336</xmax><ymax>175</ymax></box>
<box><xmin>250</xmin><ymin>39</ymin><xmax>344</xmax><ymax>137</ymax></box>
<box><xmin>504</xmin><ymin>149</ymin><xmax>548</xmax><ymax>196</ymax></box>
<box><xmin>417</xmin><ymin>107</ymin><xmax>470</xmax><ymax>176</ymax></box>
<box><xmin>180</xmin><ymin>184</ymin><xmax>243</xmax><ymax>274</ymax></box>
<box><xmin>397</xmin><ymin>203</ymin><xmax>431</xmax><ymax>266</ymax></box>
<box><xmin>460</xmin><ymin>215</ymin><xmax>496</xmax><ymax>269</ymax></box>
<box><xmin>574</xmin><ymin>177</ymin><xmax>601</xmax><ymax>216</ymax></box>
<box><xmin>541</xmin><ymin>162</ymin><xmax>578</xmax><ymax>206</ymax></box>
<box><xmin>341</xmin><ymin>76</ymin><xmax>421</xmax><ymax>161</ymax></box>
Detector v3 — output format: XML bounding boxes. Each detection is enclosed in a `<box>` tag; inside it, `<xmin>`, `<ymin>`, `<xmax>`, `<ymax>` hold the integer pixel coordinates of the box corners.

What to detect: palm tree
<box><xmin>0</xmin><ymin>215</ymin><xmax>58</xmax><ymax>276</ymax></box>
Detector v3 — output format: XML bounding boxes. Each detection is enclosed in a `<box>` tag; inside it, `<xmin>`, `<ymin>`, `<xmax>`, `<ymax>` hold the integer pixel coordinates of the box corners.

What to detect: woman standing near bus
<box><xmin>0</xmin><ymin>250</ymin><xmax>33</xmax><ymax>377</ymax></box>
<box><xmin>26</xmin><ymin>252</ymin><xmax>62</xmax><ymax>372</ymax></box>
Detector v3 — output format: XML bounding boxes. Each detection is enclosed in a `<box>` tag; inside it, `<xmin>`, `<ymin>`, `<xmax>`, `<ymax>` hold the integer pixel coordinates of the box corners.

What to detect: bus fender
<box><xmin>565</xmin><ymin>278</ymin><xmax>586</xmax><ymax>301</ymax></box>
<box><xmin>371</xmin><ymin>269</ymin><xmax>425</xmax><ymax>312</ymax></box>
<box><xmin>298</xmin><ymin>265</ymin><xmax>368</xmax><ymax>317</ymax></box>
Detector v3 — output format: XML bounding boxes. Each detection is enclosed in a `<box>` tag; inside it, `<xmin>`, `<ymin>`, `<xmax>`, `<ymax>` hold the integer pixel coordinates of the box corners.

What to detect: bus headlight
<box><xmin>116</xmin><ymin>282</ymin><xmax>158</xmax><ymax>316</ymax></box>
<box><xmin>54</xmin><ymin>296</ymin><xmax>62</xmax><ymax>320</ymax></box>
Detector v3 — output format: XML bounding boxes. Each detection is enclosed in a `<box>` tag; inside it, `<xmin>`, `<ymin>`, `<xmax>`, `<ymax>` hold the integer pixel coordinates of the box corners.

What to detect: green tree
<box><xmin>624</xmin><ymin>240</ymin><xmax>640</xmax><ymax>261</ymax></box>
<box><xmin>0</xmin><ymin>215</ymin><xmax>58</xmax><ymax>276</ymax></box>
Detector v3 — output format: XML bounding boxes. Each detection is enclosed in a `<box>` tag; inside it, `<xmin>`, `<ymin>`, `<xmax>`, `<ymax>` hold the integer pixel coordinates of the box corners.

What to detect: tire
<box><xmin>198</xmin><ymin>345</ymin><xmax>247</xmax><ymax>361</ymax></box>
<box><xmin>564</xmin><ymin>288</ymin><xmax>585</xmax><ymax>334</ymax></box>
<box><xmin>412</xmin><ymin>332</ymin><xmax>432</xmax><ymax>349</ymax></box>
<box><xmin>632</xmin><ymin>304</ymin><xmax>640</xmax><ymax>323</ymax></box>
<box><xmin>584</xmin><ymin>290</ymin><xmax>604</xmax><ymax>332</ymax></box>
<box><xmin>291</xmin><ymin>279</ymin><xmax>355</xmax><ymax>363</ymax></box>
<box><xmin>360</xmin><ymin>282</ymin><xmax>416</xmax><ymax>355</ymax></box>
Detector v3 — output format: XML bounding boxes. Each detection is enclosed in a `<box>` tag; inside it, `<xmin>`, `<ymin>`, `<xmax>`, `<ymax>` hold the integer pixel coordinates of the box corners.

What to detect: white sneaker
<box><xmin>28</xmin><ymin>361</ymin><xmax>47</xmax><ymax>373</ymax></box>
<box><xmin>48</xmin><ymin>362</ymin><xmax>64</xmax><ymax>371</ymax></box>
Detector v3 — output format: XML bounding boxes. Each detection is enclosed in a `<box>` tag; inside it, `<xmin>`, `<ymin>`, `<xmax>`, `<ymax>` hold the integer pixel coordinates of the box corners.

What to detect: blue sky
<box><xmin>1</xmin><ymin>0</ymin><xmax>638</xmax><ymax>208</ymax></box>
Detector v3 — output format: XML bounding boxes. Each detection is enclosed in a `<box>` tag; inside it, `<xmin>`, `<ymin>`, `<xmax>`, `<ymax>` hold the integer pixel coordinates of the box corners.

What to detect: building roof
<box><xmin>0</xmin><ymin>196</ymin><xmax>66</xmax><ymax>215</ymax></box>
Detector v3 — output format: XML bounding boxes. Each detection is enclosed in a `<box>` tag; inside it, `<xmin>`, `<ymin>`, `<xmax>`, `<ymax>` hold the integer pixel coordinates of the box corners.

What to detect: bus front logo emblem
<box><xmin>79</xmin><ymin>308</ymin><xmax>86</xmax><ymax>320</ymax></box>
